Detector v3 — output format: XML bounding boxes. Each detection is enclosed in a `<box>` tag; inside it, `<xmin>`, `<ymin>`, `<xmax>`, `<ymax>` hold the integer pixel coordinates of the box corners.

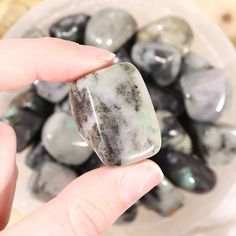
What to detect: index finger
<box><xmin>0</xmin><ymin>37</ymin><xmax>115</xmax><ymax>91</ymax></box>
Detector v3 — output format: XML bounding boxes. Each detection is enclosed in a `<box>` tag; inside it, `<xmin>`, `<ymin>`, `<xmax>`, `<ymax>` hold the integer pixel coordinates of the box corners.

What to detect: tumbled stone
<box><xmin>146</xmin><ymin>84</ymin><xmax>184</xmax><ymax>116</ymax></box>
<box><xmin>42</xmin><ymin>112</ymin><xmax>93</xmax><ymax>165</ymax></box>
<box><xmin>132</xmin><ymin>42</ymin><xmax>181</xmax><ymax>86</ymax></box>
<box><xmin>141</xmin><ymin>177</ymin><xmax>184</xmax><ymax>216</ymax></box>
<box><xmin>26</xmin><ymin>143</ymin><xmax>52</xmax><ymax>169</ymax></box>
<box><xmin>180</xmin><ymin>68</ymin><xmax>229</xmax><ymax>122</ymax></box>
<box><xmin>70</xmin><ymin>62</ymin><xmax>161</xmax><ymax>166</ymax></box>
<box><xmin>194</xmin><ymin>123</ymin><xmax>236</xmax><ymax>165</ymax></box>
<box><xmin>2</xmin><ymin>107</ymin><xmax>44</xmax><ymax>152</ymax></box>
<box><xmin>154</xmin><ymin>149</ymin><xmax>216</xmax><ymax>193</ymax></box>
<box><xmin>116</xmin><ymin>204</ymin><xmax>138</xmax><ymax>224</ymax></box>
<box><xmin>114</xmin><ymin>48</ymin><xmax>132</xmax><ymax>64</ymax></box>
<box><xmin>54</xmin><ymin>97</ymin><xmax>71</xmax><ymax>114</ymax></box>
<box><xmin>137</xmin><ymin>16</ymin><xmax>193</xmax><ymax>53</ymax></box>
<box><xmin>85</xmin><ymin>8</ymin><xmax>137</xmax><ymax>52</ymax></box>
<box><xmin>157</xmin><ymin>110</ymin><xmax>192</xmax><ymax>154</ymax></box>
<box><xmin>23</xmin><ymin>28</ymin><xmax>45</xmax><ymax>38</ymax></box>
<box><xmin>181</xmin><ymin>52</ymin><xmax>212</xmax><ymax>75</ymax></box>
<box><xmin>10</xmin><ymin>89</ymin><xmax>54</xmax><ymax>118</ymax></box>
<box><xmin>30</xmin><ymin>161</ymin><xmax>77</xmax><ymax>201</ymax></box>
<box><xmin>34</xmin><ymin>81</ymin><xmax>69</xmax><ymax>103</ymax></box>
<box><xmin>50</xmin><ymin>13</ymin><xmax>90</xmax><ymax>44</ymax></box>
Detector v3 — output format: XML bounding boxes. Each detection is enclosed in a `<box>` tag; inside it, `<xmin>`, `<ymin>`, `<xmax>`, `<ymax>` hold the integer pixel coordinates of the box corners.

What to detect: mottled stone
<box><xmin>26</xmin><ymin>143</ymin><xmax>52</xmax><ymax>169</ymax></box>
<box><xmin>132</xmin><ymin>42</ymin><xmax>181</xmax><ymax>86</ymax></box>
<box><xmin>154</xmin><ymin>149</ymin><xmax>216</xmax><ymax>193</ymax></box>
<box><xmin>10</xmin><ymin>89</ymin><xmax>54</xmax><ymax>117</ymax></box>
<box><xmin>70</xmin><ymin>62</ymin><xmax>161</xmax><ymax>166</ymax></box>
<box><xmin>137</xmin><ymin>16</ymin><xmax>193</xmax><ymax>53</ymax></box>
<box><xmin>146</xmin><ymin>83</ymin><xmax>184</xmax><ymax>116</ymax></box>
<box><xmin>181</xmin><ymin>52</ymin><xmax>212</xmax><ymax>75</ymax></box>
<box><xmin>180</xmin><ymin>69</ymin><xmax>229</xmax><ymax>122</ymax></box>
<box><xmin>42</xmin><ymin>112</ymin><xmax>93</xmax><ymax>165</ymax></box>
<box><xmin>23</xmin><ymin>28</ymin><xmax>45</xmax><ymax>38</ymax></box>
<box><xmin>50</xmin><ymin>13</ymin><xmax>90</xmax><ymax>43</ymax></box>
<box><xmin>30</xmin><ymin>161</ymin><xmax>77</xmax><ymax>201</ymax></box>
<box><xmin>85</xmin><ymin>8</ymin><xmax>137</xmax><ymax>52</ymax></box>
<box><xmin>141</xmin><ymin>178</ymin><xmax>184</xmax><ymax>216</ymax></box>
<box><xmin>116</xmin><ymin>204</ymin><xmax>138</xmax><ymax>224</ymax></box>
<box><xmin>3</xmin><ymin>107</ymin><xmax>44</xmax><ymax>152</ymax></box>
<box><xmin>34</xmin><ymin>81</ymin><xmax>69</xmax><ymax>103</ymax></box>
<box><xmin>194</xmin><ymin>123</ymin><xmax>236</xmax><ymax>165</ymax></box>
<box><xmin>157</xmin><ymin>110</ymin><xmax>192</xmax><ymax>154</ymax></box>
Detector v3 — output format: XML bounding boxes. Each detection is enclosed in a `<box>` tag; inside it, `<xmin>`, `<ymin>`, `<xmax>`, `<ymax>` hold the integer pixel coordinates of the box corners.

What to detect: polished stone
<box><xmin>114</xmin><ymin>47</ymin><xmax>132</xmax><ymax>64</ymax></box>
<box><xmin>34</xmin><ymin>81</ymin><xmax>69</xmax><ymax>103</ymax></box>
<box><xmin>146</xmin><ymin>84</ymin><xmax>184</xmax><ymax>116</ymax></box>
<box><xmin>157</xmin><ymin>110</ymin><xmax>192</xmax><ymax>154</ymax></box>
<box><xmin>180</xmin><ymin>68</ymin><xmax>229</xmax><ymax>122</ymax></box>
<box><xmin>26</xmin><ymin>143</ymin><xmax>52</xmax><ymax>169</ymax></box>
<box><xmin>42</xmin><ymin>112</ymin><xmax>93</xmax><ymax>165</ymax></box>
<box><xmin>23</xmin><ymin>28</ymin><xmax>45</xmax><ymax>38</ymax></box>
<box><xmin>137</xmin><ymin>16</ymin><xmax>193</xmax><ymax>53</ymax></box>
<box><xmin>194</xmin><ymin>123</ymin><xmax>236</xmax><ymax>166</ymax></box>
<box><xmin>3</xmin><ymin>107</ymin><xmax>44</xmax><ymax>152</ymax></box>
<box><xmin>50</xmin><ymin>13</ymin><xmax>90</xmax><ymax>44</ymax></box>
<box><xmin>132</xmin><ymin>42</ymin><xmax>181</xmax><ymax>86</ymax></box>
<box><xmin>10</xmin><ymin>89</ymin><xmax>54</xmax><ymax>118</ymax></box>
<box><xmin>141</xmin><ymin>177</ymin><xmax>184</xmax><ymax>216</ymax></box>
<box><xmin>154</xmin><ymin>149</ymin><xmax>216</xmax><ymax>193</ymax></box>
<box><xmin>116</xmin><ymin>204</ymin><xmax>138</xmax><ymax>224</ymax></box>
<box><xmin>54</xmin><ymin>97</ymin><xmax>71</xmax><ymax>114</ymax></box>
<box><xmin>181</xmin><ymin>52</ymin><xmax>212</xmax><ymax>75</ymax></box>
<box><xmin>85</xmin><ymin>8</ymin><xmax>137</xmax><ymax>52</ymax></box>
<box><xmin>70</xmin><ymin>62</ymin><xmax>161</xmax><ymax>166</ymax></box>
<box><xmin>30</xmin><ymin>161</ymin><xmax>77</xmax><ymax>201</ymax></box>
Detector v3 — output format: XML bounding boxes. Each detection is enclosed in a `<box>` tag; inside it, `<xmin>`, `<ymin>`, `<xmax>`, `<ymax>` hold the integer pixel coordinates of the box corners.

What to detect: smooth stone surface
<box><xmin>154</xmin><ymin>149</ymin><xmax>216</xmax><ymax>193</ymax></box>
<box><xmin>180</xmin><ymin>68</ymin><xmax>229</xmax><ymax>122</ymax></box>
<box><xmin>30</xmin><ymin>161</ymin><xmax>77</xmax><ymax>201</ymax></box>
<box><xmin>3</xmin><ymin>107</ymin><xmax>44</xmax><ymax>152</ymax></box>
<box><xmin>26</xmin><ymin>143</ymin><xmax>52</xmax><ymax>169</ymax></box>
<box><xmin>194</xmin><ymin>123</ymin><xmax>236</xmax><ymax>166</ymax></box>
<box><xmin>42</xmin><ymin>112</ymin><xmax>93</xmax><ymax>166</ymax></box>
<box><xmin>132</xmin><ymin>42</ymin><xmax>181</xmax><ymax>86</ymax></box>
<box><xmin>50</xmin><ymin>13</ymin><xmax>90</xmax><ymax>43</ymax></box>
<box><xmin>34</xmin><ymin>81</ymin><xmax>69</xmax><ymax>103</ymax></box>
<box><xmin>146</xmin><ymin>83</ymin><xmax>184</xmax><ymax>116</ymax></box>
<box><xmin>54</xmin><ymin>97</ymin><xmax>71</xmax><ymax>114</ymax></box>
<box><xmin>10</xmin><ymin>89</ymin><xmax>54</xmax><ymax>118</ymax></box>
<box><xmin>70</xmin><ymin>62</ymin><xmax>161</xmax><ymax>166</ymax></box>
<box><xmin>141</xmin><ymin>178</ymin><xmax>184</xmax><ymax>216</ymax></box>
<box><xmin>22</xmin><ymin>28</ymin><xmax>45</xmax><ymax>38</ymax></box>
<box><xmin>116</xmin><ymin>204</ymin><xmax>138</xmax><ymax>224</ymax></box>
<box><xmin>181</xmin><ymin>52</ymin><xmax>212</xmax><ymax>75</ymax></box>
<box><xmin>157</xmin><ymin>110</ymin><xmax>192</xmax><ymax>154</ymax></box>
<box><xmin>114</xmin><ymin>47</ymin><xmax>132</xmax><ymax>64</ymax></box>
<box><xmin>137</xmin><ymin>16</ymin><xmax>193</xmax><ymax>53</ymax></box>
<box><xmin>85</xmin><ymin>8</ymin><xmax>137</xmax><ymax>52</ymax></box>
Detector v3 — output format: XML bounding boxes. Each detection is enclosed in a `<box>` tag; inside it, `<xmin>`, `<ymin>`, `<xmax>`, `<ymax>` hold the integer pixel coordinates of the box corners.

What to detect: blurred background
<box><xmin>1</xmin><ymin>0</ymin><xmax>236</xmax><ymax>235</ymax></box>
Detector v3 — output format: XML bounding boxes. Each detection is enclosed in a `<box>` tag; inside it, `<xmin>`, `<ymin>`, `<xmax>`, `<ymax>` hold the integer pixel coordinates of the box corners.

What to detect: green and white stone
<box><xmin>70</xmin><ymin>62</ymin><xmax>161</xmax><ymax>166</ymax></box>
<box><xmin>85</xmin><ymin>8</ymin><xmax>137</xmax><ymax>52</ymax></box>
<box><xmin>137</xmin><ymin>16</ymin><xmax>193</xmax><ymax>53</ymax></box>
<box><xmin>42</xmin><ymin>112</ymin><xmax>93</xmax><ymax>165</ymax></box>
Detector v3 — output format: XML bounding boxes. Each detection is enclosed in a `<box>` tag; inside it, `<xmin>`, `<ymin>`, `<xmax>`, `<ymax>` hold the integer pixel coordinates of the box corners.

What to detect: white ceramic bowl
<box><xmin>3</xmin><ymin>0</ymin><xmax>236</xmax><ymax>235</ymax></box>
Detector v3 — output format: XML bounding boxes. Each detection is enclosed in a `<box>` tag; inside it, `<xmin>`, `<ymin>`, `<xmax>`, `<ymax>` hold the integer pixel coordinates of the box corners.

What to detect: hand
<box><xmin>0</xmin><ymin>37</ymin><xmax>163</xmax><ymax>236</ymax></box>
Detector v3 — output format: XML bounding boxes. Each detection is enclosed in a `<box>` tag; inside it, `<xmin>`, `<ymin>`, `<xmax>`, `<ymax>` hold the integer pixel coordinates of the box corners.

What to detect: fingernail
<box><xmin>120</xmin><ymin>162</ymin><xmax>164</xmax><ymax>204</ymax></box>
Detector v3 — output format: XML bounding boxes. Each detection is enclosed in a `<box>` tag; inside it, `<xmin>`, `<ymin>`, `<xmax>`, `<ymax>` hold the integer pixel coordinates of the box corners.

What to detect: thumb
<box><xmin>3</xmin><ymin>161</ymin><xmax>163</xmax><ymax>236</ymax></box>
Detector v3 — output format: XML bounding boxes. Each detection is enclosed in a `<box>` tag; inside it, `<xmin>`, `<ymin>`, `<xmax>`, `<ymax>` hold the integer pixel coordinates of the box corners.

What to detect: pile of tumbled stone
<box><xmin>2</xmin><ymin>8</ymin><xmax>236</xmax><ymax>222</ymax></box>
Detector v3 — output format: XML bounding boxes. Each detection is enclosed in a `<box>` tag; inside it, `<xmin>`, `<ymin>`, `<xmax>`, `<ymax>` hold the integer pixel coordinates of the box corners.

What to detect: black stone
<box><xmin>116</xmin><ymin>204</ymin><xmax>138</xmax><ymax>224</ymax></box>
<box><xmin>152</xmin><ymin>149</ymin><xmax>216</xmax><ymax>193</ymax></box>
<box><xmin>50</xmin><ymin>13</ymin><xmax>90</xmax><ymax>44</ymax></box>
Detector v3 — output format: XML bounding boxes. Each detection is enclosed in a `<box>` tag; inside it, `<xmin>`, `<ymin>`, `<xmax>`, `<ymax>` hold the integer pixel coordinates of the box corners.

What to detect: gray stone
<box><xmin>42</xmin><ymin>112</ymin><xmax>93</xmax><ymax>165</ymax></box>
<box><xmin>85</xmin><ymin>8</ymin><xmax>137</xmax><ymax>52</ymax></box>
<box><xmin>23</xmin><ymin>28</ymin><xmax>45</xmax><ymax>38</ymax></box>
<box><xmin>131</xmin><ymin>42</ymin><xmax>181</xmax><ymax>86</ymax></box>
<box><xmin>180</xmin><ymin>68</ymin><xmax>229</xmax><ymax>122</ymax></box>
<box><xmin>137</xmin><ymin>16</ymin><xmax>193</xmax><ymax>53</ymax></box>
<box><xmin>70</xmin><ymin>62</ymin><xmax>161</xmax><ymax>166</ymax></box>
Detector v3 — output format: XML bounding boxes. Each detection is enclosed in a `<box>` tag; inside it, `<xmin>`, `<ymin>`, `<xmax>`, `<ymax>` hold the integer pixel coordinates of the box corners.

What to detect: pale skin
<box><xmin>0</xmin><ymin>37</ymin><xmax>163</xmax><ymax>236</ymax></box>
